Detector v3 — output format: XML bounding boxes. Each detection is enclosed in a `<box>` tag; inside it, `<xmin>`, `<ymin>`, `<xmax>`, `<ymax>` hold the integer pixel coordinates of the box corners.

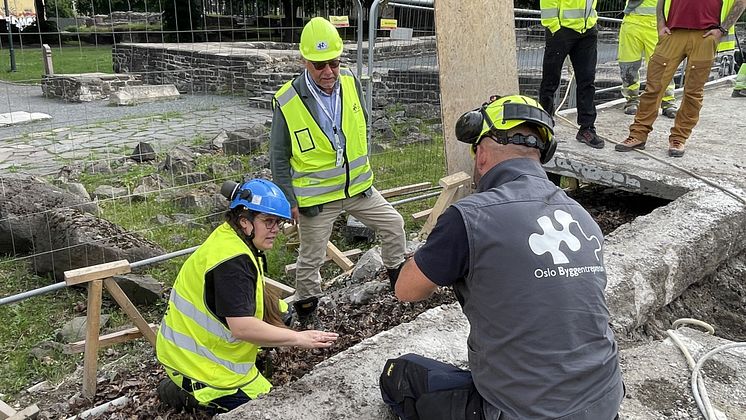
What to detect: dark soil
<box><xmin>11</xmin><ymin>185</ymin><xmax>694</xmax><ymax>419</ymax></box>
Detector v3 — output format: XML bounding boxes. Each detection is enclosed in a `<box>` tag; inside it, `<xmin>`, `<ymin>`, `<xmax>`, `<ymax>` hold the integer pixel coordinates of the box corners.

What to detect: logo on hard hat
<box><xmin>316</xmin><ymin>41</ymin><xmax>328</xmax><ymax>51</ymax></box>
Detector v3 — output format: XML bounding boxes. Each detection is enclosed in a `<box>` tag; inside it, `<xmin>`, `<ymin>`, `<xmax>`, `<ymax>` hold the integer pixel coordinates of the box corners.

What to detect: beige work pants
<box><xmin>629</xmin><ymin>29</ymin><xmax>718</xmax><ymax>144</ymax></box>
<box><xmin>295</xmin><ymin>187</ymin><xmax>406</xmax><ymax>299</ymax></box>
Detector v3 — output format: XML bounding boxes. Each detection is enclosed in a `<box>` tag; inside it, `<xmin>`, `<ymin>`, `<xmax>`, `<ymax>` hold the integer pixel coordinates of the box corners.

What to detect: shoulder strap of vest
<box><xmin>275</xmin><ymin>83</ymin><xmax>299</xmax><ymax>108</ymax></box>
<box><xmin>340</xmin><ymin>68</ymin><xmax>354</xmax><ymax>77</ymax></box>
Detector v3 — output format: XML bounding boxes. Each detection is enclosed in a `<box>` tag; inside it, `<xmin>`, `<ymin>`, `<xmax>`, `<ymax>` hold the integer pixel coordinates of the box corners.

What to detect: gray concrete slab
<box><xmin>220</xmin><ymin>82</ymin><xmax>746</xmax><ymax>420</ymax></box>
<box><xmin>546</xmin><ymin>81</ymin><xmax>746</xmax><ymax>201</ymax></box>
<box><xmin>219</xmin><ymin>305</ymin><xmax>746</xmax><ymax>420</ymax></box>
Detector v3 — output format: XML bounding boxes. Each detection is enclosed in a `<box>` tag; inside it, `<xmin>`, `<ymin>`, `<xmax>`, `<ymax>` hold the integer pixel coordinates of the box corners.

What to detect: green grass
<box><xmin>0</xmin><ymin>261</ymin><xmax>85</xmax><ymax>395</ymax></box>
<box><xmin>0</xmin><ymin>124</ymin><xmax>446</xmax><ymax>400</ymax></box>
<box><xmin>0</xmin><ymin>44</ymin><xmax>113</xmax><ymax>84</ymax></box>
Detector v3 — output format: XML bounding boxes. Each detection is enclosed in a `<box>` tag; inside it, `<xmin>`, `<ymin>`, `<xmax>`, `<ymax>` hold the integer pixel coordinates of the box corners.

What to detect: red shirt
<box><xmin>666</xmin><ymin>0</ymin><xmax>721</xmax><ymax>30</ymax></box>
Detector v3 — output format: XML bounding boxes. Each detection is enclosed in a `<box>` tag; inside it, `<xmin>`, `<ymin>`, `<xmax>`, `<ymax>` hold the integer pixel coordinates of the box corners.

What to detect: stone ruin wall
<box><xmin>112</xmin><ymin>40</ymin><xmax>440</xmax><ymax>108</ymax></box>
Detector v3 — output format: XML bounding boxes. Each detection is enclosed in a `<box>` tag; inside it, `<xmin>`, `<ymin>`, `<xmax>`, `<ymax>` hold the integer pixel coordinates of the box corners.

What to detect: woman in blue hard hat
<box><xmin>155</xmin><ymin>178</ymin><xmax>339</xmax><ymax>413</ymax></box>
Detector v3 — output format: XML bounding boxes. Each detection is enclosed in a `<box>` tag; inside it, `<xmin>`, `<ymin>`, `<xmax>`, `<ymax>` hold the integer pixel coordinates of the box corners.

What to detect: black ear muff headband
<box><xmin>455</xmin><ymin>101</ymin><xmax>556</xmax><ymax>164</ymax></box>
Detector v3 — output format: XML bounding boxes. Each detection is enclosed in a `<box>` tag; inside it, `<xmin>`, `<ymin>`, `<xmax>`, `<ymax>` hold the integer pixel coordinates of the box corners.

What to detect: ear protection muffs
<box><xmin>455</xmin><ymin>95</ymin><xmax>556</xmax><ymax>164</ymax></box>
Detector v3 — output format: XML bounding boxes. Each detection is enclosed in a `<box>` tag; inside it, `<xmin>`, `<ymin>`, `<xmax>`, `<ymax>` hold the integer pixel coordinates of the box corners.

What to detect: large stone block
<box><xmin>110</xmin><ymin>84</ymin><xmax>180</xmax><ymax>106</ymax></box>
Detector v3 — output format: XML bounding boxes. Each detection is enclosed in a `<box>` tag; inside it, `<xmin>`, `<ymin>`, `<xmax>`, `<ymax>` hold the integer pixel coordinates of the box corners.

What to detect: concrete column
<box><xmin>42</xmin><ymin>44</ymin><xmax>54</xmax><ymax>75</ymax></box>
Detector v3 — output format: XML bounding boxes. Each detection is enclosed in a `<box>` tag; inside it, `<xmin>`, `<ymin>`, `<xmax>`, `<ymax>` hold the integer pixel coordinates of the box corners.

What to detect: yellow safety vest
<box><xmin>623</xmin><ymin>0</ymin><xmax>658</xmax><ymax>28</ymax></box>
<box><xmin>156</xmin><ymin>222</ymin><xmax>272</xmax><ymax>405</ymax></box>
<box><xmin>718</xmin><ymin>0</ymin><xmax>737</xmax><ymax>52</ymax></box>
<box><xmin>663</xmin><ymin>0</ymin><xmax>737</xmax><ymax>52</ymax></box>
<box><xmin>274</xmin><ymin>69</ymin><xmax>373</xmax><ymax>207</ymax></box>
<box><xmin>540</xmin><ymin>0</ymin><xmax>598</xmax><ymax>34</ymax></box>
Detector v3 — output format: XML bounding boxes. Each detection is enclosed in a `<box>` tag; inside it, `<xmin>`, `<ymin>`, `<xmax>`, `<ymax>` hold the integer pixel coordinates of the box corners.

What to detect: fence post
<box><xmin>42</xmin><ymin>43</ymin><xmax>54</xmax><ymax>75</ymax></box>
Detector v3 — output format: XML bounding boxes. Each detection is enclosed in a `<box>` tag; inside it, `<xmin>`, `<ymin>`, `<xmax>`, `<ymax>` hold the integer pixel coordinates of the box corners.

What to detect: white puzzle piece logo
<box><xmin>528</xmin><ymin>210</ymin><xmax>601</xmax><ymax>264</ymax></box>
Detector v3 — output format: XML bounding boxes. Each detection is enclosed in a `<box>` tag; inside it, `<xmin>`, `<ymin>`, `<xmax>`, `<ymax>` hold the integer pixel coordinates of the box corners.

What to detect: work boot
<box><xmin>668</xmin><ymin>139</ymin><xmax>686</xmax><ymax>157</ymax></box>
<box><xmin>662</xmin><ymin>106</ymin><xmax>678</xmax><ymax>119</ymax></box>
<box><xmin>623</xmin><ymin>104</ymin><xmax>638</xmax><ymax>115</ymax></box>
<box><xmin>157</xmin><ymin>378</ymin><xmax>199</xmax><ymax>411</ymax></box>
<box><xmin>576</xmin><ymin>128</ymin><xmax>604</xmax><ymax>149</ymax></box>
<box><xmin>292</xmin><ymin>296</ymin><xmax>322</xmax><ymax>330</ymax></box>
<box><xmin>732</xmin><ymin>89</ymin><xmax>746</xmax><ymax>97</ymax></box>
<box><xmin>386</xmin><ymin>262</ymin><xmax>405</xmax><ymax>291</ymax></box>
<box><xmin>615</xmin><ymin>136</ymin><xmax>646</xmax><ymax>152</ymax></box>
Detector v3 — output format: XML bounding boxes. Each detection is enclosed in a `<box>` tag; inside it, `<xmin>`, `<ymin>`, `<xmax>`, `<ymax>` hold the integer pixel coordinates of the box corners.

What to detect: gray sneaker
<box><xmin>623</xmin><ymin>104</ymin><xmax>638</xmax><ymax>115</ymax></box>
<box><xmin>662</xmin><ymin>107</ymin><xmax>678</xmax><ymax>118</ymax></box>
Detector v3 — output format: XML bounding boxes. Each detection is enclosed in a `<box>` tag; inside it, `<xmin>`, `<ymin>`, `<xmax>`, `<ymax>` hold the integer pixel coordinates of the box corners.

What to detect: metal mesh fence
<box><xmin>0</xmin><ymin>1</ymin><xmax>744</xmax><ymax>286</ymax></box>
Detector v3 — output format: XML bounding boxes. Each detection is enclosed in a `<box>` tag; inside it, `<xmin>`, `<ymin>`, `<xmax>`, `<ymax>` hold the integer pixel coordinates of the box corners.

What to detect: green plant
<box><xmin>0</xmin><ymin>45</ymin><xmax>113</xmax><ymax>84</ymax></box>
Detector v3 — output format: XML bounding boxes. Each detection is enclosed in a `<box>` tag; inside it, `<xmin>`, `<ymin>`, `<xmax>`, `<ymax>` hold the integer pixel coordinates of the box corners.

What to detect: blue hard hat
<box><xmin>228</xmin><ymin>179</ymin><xmax>292</xmax><ymax>220</ymax></box>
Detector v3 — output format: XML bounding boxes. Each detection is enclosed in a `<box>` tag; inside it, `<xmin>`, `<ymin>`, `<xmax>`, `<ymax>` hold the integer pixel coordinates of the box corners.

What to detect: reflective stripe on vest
<box><xmin>629</xmin><ymin>6</ymin><xmax>655</xmax><ymax>15</ymax></box>
<box><xmin>541</xmin><ymin>0</ymin><xmax>598</xmax><ymax>33</ymax></box>
<box><xmin>159</xmin><ymin>323</ymin><xmax>254</xmax><ymax>375</ymax></box>
<box><xmin>275</xmin><ymin>69</ymin><xmax>373</xmax><ymax>207</ymax></box>
<box><xmin>168</xmin><ymin>288</ymin><xmax>238</xmax><ymax>343</ymax></box>
<box><xmin>541</xmin><ymin>8</ymin><xmax>558</xmax><ymax>19</ymax></box>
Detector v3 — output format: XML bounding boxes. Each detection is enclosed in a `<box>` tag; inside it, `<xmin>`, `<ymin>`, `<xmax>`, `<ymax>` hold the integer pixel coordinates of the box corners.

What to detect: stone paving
<box><xmin>0</xmin><ymin>81</ymin><xmax>272</xmax><ymax>176</ymax></box>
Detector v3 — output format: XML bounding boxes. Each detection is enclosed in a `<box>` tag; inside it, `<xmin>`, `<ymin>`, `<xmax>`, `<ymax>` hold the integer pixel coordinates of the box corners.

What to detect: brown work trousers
<box><xmin>629</xmin><ymin>29</ymin><xmax>718</xmax><ymax>144</ymax></box>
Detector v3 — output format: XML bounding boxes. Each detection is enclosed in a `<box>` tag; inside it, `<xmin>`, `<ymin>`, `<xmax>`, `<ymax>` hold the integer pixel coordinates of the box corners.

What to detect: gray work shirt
<box><xmin>415</xmin><ymin>158</ymin><xmax>623</xmax><ymax>420</ymax></box>
<box><xmin>304</xmin><ymin>70</ymin><xmax>344</xmax><ymax>147</ymax></box>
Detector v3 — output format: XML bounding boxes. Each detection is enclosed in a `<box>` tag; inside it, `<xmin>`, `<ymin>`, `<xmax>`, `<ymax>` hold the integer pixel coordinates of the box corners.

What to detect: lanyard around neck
<box><xmin>305</xmin><ymin>70</ymin><xmax>341</xmax><ymax>127</ymax></box>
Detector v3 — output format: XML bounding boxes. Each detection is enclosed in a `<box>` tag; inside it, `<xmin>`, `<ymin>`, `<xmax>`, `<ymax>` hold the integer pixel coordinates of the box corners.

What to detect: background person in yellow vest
<box><xmin>155</xmin><ymin>179</ymin><xmax>338</xmax><ymax>414</ymax></box>
<box><xmin>715</xmin><ymin>0</ymin><xmax>739</xmax><ymax>76</ymax></box>
<box><xmin>270</xmin><ymin>17</ymin><xmax>407</xmax><ymax>329</ymax></box>
<box><xmin>540</xmin><ymin>0</ymin><xmax>604</xmax><ymax>149</ymax></box>
<box><xmin>616</xmin><ymin>0</ymin><xmax>746</xmax><ymax>157</ymax></box>
<box><xmin>618</xmin><ymin>0</ymin><xmax>678</xmax><ymax>117</ymax></box>
<box><xmin>733</xmin><ymin>51</ymin><xmax>746</xmax><ymax>96</ymax></box>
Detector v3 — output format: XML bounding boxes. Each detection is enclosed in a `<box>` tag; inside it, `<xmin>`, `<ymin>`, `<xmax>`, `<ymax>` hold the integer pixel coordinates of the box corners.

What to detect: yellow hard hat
<box><xmin>300</xmin><ymin>17</ymin><xmax>344</xmax><ymax>62</ymax></box>
<box><xmin>455</xmin><ymin>95</ymin><xmax>556</xmax><ymax>163</ymax></box>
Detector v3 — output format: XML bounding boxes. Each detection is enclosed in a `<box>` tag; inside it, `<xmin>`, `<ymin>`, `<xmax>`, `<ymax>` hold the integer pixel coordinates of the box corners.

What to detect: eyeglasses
<box><xmin>256</xmin><ymin>216</ymin><xmax>284</xmax><ymax>230</ymax></box>
<box><xmin>311</xmin><ymin>59</ymin><xmax>341</xmax><ymax>70</ymax></box>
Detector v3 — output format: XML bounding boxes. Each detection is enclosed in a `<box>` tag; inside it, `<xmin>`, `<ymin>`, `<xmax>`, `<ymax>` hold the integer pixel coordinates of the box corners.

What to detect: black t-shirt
<box><xmin>414</xmin><ymin>206</ymin><xmax>469</xmax><ymax>286</ymax></box>
<box><xmin>204</xmin><ymin>254</ymin><xmax>261</xmax><ymax>326</ymax></box>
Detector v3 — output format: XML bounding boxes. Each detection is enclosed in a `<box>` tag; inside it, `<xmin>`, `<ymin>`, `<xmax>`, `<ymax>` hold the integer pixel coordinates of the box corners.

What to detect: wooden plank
<box><xmin>438</xmin><ymin>171</ymin><xmax>471</xmax><ymax>189</ymax></box>
<box><xmin>379</xmin><ymin>182</ymin><xmax>432</xmax><ymax>198</ymax></box>
<box><xmin>326</xmin><ymin>242</ymin><xmax>354</xmax><ymax>271</ymax></box>
<box><xmin>411</xmin><ymin>208</ymin><xmax>433</xmax><ymax>221</ymax></box>
<box><xmin>103</xmin><ymin>278</ymin><xmax>156</xmax><ymax>347</ymax></box>
<box><xmin>6</xmin><ymin>404</ymin><xmax>39</xmax><ymax>420</ymax></box>
<box><xmin>65</xmin><ymin>324</ymin><xmax>159</xmax><ymax>354</ymax></box>
<box><xmin>420</xmin><ymin>186</ymin><xmax>463</xmax><ymax>239</ymax></box>
<box><xmin>0</xmin><ymin>399</ymin><xmax>17</xmax><ymax>419</ymax></box>
<box><xmin>264</xmin><ymin>277</ymin><xmax>295</xmax><ymax>299</ymax></box>
<box><xmin>435</xmin><ymin>0</ymin><xmax>518</xmax><ymax>177</ymax></box>
<box><xmin>284</xmin><ymin>249</ymin><xmax>362</xmax><ymax>276</ymax></box>
<box><xmin>82</xmin><ymin>280</ymin><xmax>103</xmax><ymax>398</ymax></box>
<box><xmin>64</xmin><ymin>260</ymin><xmax>131</xmax><ymax>286</ymax></box>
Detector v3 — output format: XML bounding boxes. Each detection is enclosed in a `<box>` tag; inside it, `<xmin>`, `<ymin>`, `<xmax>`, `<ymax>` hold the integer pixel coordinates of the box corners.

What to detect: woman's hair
<box><xmin>225</xmin><ymin>207</ymin><xmax>287</xmax><ymax>328</ymax></box>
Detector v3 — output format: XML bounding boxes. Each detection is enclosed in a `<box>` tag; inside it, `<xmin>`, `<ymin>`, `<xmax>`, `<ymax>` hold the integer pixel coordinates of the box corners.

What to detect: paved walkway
<box><xmin>0</xmin><ymin>81</ymin><xmax>272</xmax><ymax>176</ymax></box>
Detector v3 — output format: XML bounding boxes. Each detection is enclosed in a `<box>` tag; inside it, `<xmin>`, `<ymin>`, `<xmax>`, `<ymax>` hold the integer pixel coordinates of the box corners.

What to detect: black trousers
<box><xmin>539</xmin><ymin>26</ymin><xmax>598</xmax><ymax>130</ymax></box>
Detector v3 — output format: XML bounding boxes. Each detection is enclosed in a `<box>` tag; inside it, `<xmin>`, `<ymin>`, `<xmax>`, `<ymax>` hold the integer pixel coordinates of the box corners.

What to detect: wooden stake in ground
<box><xmin>420</xmin><ymin>172</ymin><xmax>471</xmax><ymax>239</ymax></box>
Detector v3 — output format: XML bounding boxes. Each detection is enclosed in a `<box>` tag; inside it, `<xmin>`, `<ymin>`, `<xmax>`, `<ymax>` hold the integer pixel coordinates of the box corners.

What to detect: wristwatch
<box><xmin>717</xmin><ymin>25</ymin><xmax>728</xmax><ymax>35</ymax></box>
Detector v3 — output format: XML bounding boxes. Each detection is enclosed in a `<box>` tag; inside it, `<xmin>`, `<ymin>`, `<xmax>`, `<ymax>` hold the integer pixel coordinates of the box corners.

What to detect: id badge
<box><xmin>336</xmin><ymin>148</ymin><xmax>344</xmax><ymax>167</ymax></box>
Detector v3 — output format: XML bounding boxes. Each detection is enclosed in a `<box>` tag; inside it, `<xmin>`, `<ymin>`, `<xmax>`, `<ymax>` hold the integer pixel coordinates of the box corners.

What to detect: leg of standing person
<box><xmin>639</xmin><ymin>21</ymin><xmax>678</xmax><ymax>117</ymax></box>
<box><xmin>618</xmin><ymin>20</ymin><xmax>645</xmax><ymax>115</ymax></box>
<box><xmin>734</xmin><ymin>61</ymin><xmax>746</xmax><ymax>96</ymax></box>
<box><xmin>539</xmin><ymin>28</ymin><xmax>573</xmax><ymax>117</ymax></box>
<box><xmin>344</xmin><ymin>188</ymin><xmax>406</xmax><ymax>284</ymax></box>
<box><xmin>617</xmin><ymin>30</ymin><xmax>687</xmax><ymax>151</ymax></box>
<box><xmin>294</xmin><ymin>202</ymin><xmax>343</xmax><ymax>303</ymax></box>
<box><xmin>668</xmin><ymin>30</ymin><xmax>718</xmax><ymax>156</ymax></box>
<box><xmin>570</xmin><ymin>26</ymin><xmax>603</xmax><ymax>148</ymax></box>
